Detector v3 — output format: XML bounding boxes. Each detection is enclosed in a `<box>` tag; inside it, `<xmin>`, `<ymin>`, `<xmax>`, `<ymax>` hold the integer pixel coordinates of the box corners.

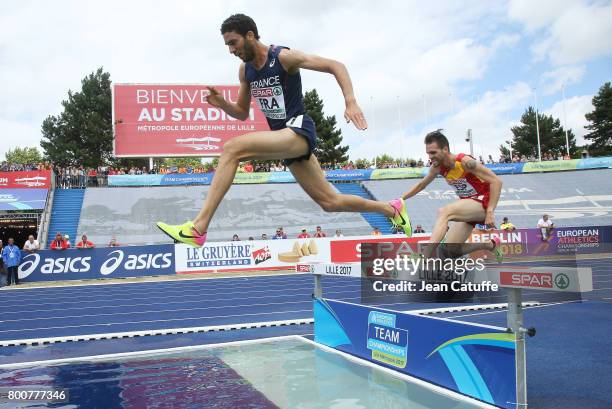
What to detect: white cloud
<box><xmin>0</xmin><ymin>0</ymin><xmax>512</xmax><ymax>161</ymax></box>
<box><xmin>540</xmin><ymin>65</ymin><xmax>586</xmax><ymax>95</ymax></box>
<box><xmin>348</xmin><ymin>82</ymin><xmax>534</xmax><ymax>161</ymax></box>
<box><xmin>544</xmin><ymin>94</ymin><xmax>594</xmax><ymax>142</ymax></box>
<box><xmin>509</xmin><ymin>0</ymin><xmax>612</xmax><ymax>65</ymax></box>
<box><xmin>0</xmin><ymin>118</ymin><xmax>42</xmax><ymax>156</ymax></box>
<box><xmin>0</xmin><ymin>0</ymin><xmax>606</xmax><ymax>167</ymax></box>
<box><xmin>435</xmin><ymin>82</ymin><xmax>534</xmax><ymax>160</ymax></box>
<box><xmin>543</xmin><ymin>3</ymin><xmax>612</xmax><ymax>65</ymax></box>
<box><xmin>507</xmin><ymin>0</ymin><xmax>575</xmax><ymax>31</ymax></box>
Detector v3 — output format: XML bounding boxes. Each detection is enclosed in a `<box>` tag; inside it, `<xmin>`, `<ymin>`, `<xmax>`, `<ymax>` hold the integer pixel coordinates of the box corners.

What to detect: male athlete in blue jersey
<box><xmin>157</xmin><ymin>14</ymin><xmax>410</xmax><ymax>246</ymax></box>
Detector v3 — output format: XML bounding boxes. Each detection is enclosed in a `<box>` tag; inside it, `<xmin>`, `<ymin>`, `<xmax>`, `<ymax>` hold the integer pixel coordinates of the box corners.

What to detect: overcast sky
<box><xmin>1</xmin><ymin>0</ymin><xmax>611</xmax><ymax>162</ymax></box>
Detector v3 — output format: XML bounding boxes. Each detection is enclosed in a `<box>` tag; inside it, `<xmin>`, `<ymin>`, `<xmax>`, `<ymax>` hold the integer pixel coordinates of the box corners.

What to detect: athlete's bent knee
<box><xmin>437</xmin><ymin>206</ymin><xmax>452</xmax><ymax>221</ymax></box>
<box><xmin>222</xmin><ymin>137</ymin><xmax>247</xmax><ymax>159</ymax></box>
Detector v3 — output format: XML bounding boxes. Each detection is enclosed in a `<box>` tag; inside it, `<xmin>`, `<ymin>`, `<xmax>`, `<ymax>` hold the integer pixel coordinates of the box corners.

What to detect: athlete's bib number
<box><xmin>449</xmin><ymin>179</ymin><xmax>478</xmax><ymax>197</ymax></box>
<box><xmin>252</xmin><ymin>86</ymin><xmax>286</xmax><ymax>119</ymax></box>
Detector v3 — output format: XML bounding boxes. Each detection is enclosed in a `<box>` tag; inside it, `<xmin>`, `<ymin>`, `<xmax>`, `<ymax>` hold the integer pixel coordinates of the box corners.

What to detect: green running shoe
<box><xmin>156</xmin><ymin>221</ymin><xmax>207</xmax><ymax>247</ymax></box>
<box><xmin>491</xmin><ymin>236</ymin><xmax>503</xmax><ymax>263</ymax></box>
<box><xmin>389</xmin><ymin>198</ymin><xmax>412</xmax><ymax>237</ymax></box>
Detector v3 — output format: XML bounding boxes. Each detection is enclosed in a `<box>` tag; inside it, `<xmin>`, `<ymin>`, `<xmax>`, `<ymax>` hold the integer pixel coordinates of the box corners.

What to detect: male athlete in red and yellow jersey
<box><xmin>400</xmin><ymin>130</ymin><xmax>503</xmax><ymax>260</ymax></box>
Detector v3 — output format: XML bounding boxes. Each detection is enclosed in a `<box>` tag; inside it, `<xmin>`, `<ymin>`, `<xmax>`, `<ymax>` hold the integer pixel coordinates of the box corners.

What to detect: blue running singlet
<box><xmin>245</xmin><ymin>45</ymin><xmax>317</xmax><ymax>165</ymax></box>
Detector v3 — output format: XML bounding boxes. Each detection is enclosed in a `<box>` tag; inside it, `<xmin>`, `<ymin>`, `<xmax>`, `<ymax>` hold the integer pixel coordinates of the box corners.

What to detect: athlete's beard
<box><xmin>242</xmin><ymin>40</ymin><xmax>256</xmax><ymax>62</ymax></box>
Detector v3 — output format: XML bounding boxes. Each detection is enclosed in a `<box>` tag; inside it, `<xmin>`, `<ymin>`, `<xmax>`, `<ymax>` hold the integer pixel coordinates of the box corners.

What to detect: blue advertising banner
<box><xmin>161</xmin><ymin>173</ymin><xmax>214</xmax><ymax>185</ymax></box>
<box><xmin>267</xmin><ymin>171</ymin><xmax>296</xmax><ymax>183</ymax></box>
<box><xmin>17</xmin><ymin>244</ymin><xmax>175</xmax><ymax>282</ymax></box>
<box><xmin>324</xmin><ymin>169</ymin><xmax>373</xmax><ymax>181</ymax></box>
<box><xmin>106</xmin><ymin>156</ymin><xmax>612</xmax><ymax>186</ymax></box>
<box><xmin>0</xmin><ymin>188</ymin><xmax>48</xmax><ymax>210</ymax></box>
<box><xmin>315</xmin><ymin>298</ymin><xmax>516</xmax><ymax>408</ymax></box>
<box><xmin>577</xmin><ymin>157</ymin><xmax>612</xmax><ymax>169</ymax></box>
<box><xmin>108</xmin><ymin>174</ymin><xmax>164</xmax><ymax>186</ymax></box>
<box><xmin>485</xmin><ymin>162</ymin><xmax>525</xmax><ymax>174</ymax></box>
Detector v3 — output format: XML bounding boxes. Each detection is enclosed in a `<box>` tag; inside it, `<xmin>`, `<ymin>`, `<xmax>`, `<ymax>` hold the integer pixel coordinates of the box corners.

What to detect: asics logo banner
<box><xmin>18</xmin><ymin>254</ymin><xmax>41</xmax><ymax>279</ymax></box>
<box><xmin>101</xmin><ymin>250</ymin><xmax>173</xmax><ymax>276</ymax></box>
<box><xmin>14</xmin><ymin>244</ymin><xmax>175</xmax><ymax>282</ymax></box>
<box><xmin>101</xmin><ymin>250</ymin><xmax>124</xmax><ymax>275</ymax></box>
<box><xmin>18</xmin><ymin>254</ymin><xmax>92</xmax><ymax>276</ymax></box>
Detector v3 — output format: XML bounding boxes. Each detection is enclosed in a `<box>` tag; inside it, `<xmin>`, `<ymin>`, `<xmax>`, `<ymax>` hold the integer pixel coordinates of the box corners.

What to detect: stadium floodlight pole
<box><xmin>449</xmin><ymin>92</ymin><xmax>458</xmax><ymax>151</ymax></box>
<box><xmin>562</xmin><ymin>83</ymin><xmax>570</xmax><ymax>156</ymax></box>
<box><xmin>422</xmin><ymin>94</ymin><xmax>429</xmax><ymax>128</ymax></box>
<box><xmin>533</xmin><ymin>87</ymin><xmax>542</xmax><ymax>162</ymax></box>
<box><xmin>396</xmin><ymin>95</ymin><xmax>403</xmax><ymax>164</ymax></box>
<box><xmin>370</xmin><ymin>96</ymin><xmax>377</xmax><ymax>168</ymax></box>
<box><xmin>466</xmin><ymin>129</ymin><xmax>474</xmax><ymax>157</ymax></box>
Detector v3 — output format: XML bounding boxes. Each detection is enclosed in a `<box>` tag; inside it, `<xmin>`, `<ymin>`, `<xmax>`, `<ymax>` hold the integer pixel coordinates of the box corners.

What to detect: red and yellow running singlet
<box><xmin>439</xmin><ymin>153</ymin><xmax>490</xmax><ymax>204</ymax></box>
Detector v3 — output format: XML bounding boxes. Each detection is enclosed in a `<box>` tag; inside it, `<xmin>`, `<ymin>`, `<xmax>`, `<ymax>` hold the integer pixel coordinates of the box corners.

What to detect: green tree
<box><xmin>374</xmin><ymin>153</ymin><xmax>395</xmax><ymax>166</ymax></box>
<box><xmin>354</xmin><ymin>158</ymin><xmax>371</xmax><ymax>169</ymax></box>
<box><xmin>162</xmin><ymin>157</ymin><xmax>203</xmax><ymax>168</ymax></box>
<box><xmin>4</xmin><ymin>147</ymin><xmax>43</xmax><ymax>164</ymax></box>
<box><xmin>303</xmin><ymin>89</ymin><xmax>349</xmax><ymax>166</ymax></box>
<box><xmin>41</xmin><ymin>67</ymin><xmax>113</xmax><ymax>167</ymax></box>
<box><xmin>584</xmin><ymin>82</ymin><xmax>612</xmax><ymax>156</ymax></box>
<box><xmin>505</xmin><ymin>106</ymin><xmax>577</xmax><ymax>159</ymax></box>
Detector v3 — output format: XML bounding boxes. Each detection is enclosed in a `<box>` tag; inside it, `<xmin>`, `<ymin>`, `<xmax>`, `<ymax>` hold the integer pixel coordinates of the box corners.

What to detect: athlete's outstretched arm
<box><xmin>401</xmin><ymin>167</ymin><xmax>439</xmax><ymax>200</ymax></box>
<box><xmin>206</xmin><ymin>64</ymin><xmax>252</xmax><ymax>121</ymax></box>
<box><xmin>278</xmin><ymin>49</ymin><xmax>367</xmax><ymax>130</ymax></box>
<box><xmin>462</xmin><ymin>156</ymin><xmax>502</xmax><ymax>226</ymax></box>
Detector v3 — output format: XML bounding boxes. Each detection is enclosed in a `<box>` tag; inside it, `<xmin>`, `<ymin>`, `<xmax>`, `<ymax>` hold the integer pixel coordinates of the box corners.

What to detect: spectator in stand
<box><xmin>243</xmin><ymin>162</ymin><xmax>254</xmax><ymax>173</ymax></box>
<box><xmin>23</xmin><ymin>235</ymin><xmax>40</xmax><ymax>253</ymax></box>
<box><xmin>298</xmin><ymin>228</ymin><xmax>310</xmax><ymax>238</ymax></box>
<box><xmin>334</xmin><ymin>229</ymin><xmax>344</xmax><ymax>237</ymax></box>
<box><xmin>50</xmin><ymin>233</ymin><xmax>70</xmax><ymax>250</ymax></box>
<box><xmin>108</xmin><ymin>237</ymin><xmax>120</xmax><ymax>247</ymax></box>
<box><xmin>537</xmin><ymin>214</ymin><xmax>554</xmax><ymax>241</ymax></box>
<box><xmin>79</xmin><ymin>166</ymin><xmax>86</xmax><ymax>187</ymax></box>
<box><xmin>314</xmin><ymin>226</ymin><xmax>326</xmax><ymax>238</ymax></box>
<box><xmin>500</xmin><ymin>217</ymin><xmax>516</xmax><ymax>231</ymax></box>
<box><xmin>2</xmin><ymin>238</ymin><xmax>22</xmax><ymax>286</ymax></box>
<box><xmin>76</xmin><ymin>234</ymin><xmax>95</xmax><ymax>248</ymax></box>
<box><xmin>413</xmin><ymin>225</ymin><xmax>426</xmax><ymax>234</ymax></box>
<box><xmin>261</xmin><ymin>233</ymin><xmax>268</xmax><ymax>240</ymax></box>
<box><xmin>232</xmin><ymin>234</ymin><xmax>241</xmax><ymax>241</ymax></box>
<box><xmin>97</xmin><ymin>166</ymin><xmax>106</xmax><ymax>186</ymax></box>
<box><xmin>87</xmin><ymin>168</ymin><xmax>98</xmax><ymax>186</ymax></box>
<box><xmin>272</xmin><ymin>227</ymin><xmax>288</xmax><ymax>239</ymax></box>
<box><xmin>248</xmin><ymin>236</ymin><xmax>254</xmax><ymax>241</ymax></box>
<box><xmin>371</xmin><ymin>227</ymin><xmax>382</xmax><ymax>236</ymax></box>
<box><xmin>0</xmin><ymin>240</ymin><xmax>5</xmax><ymax>287</ymax></box>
